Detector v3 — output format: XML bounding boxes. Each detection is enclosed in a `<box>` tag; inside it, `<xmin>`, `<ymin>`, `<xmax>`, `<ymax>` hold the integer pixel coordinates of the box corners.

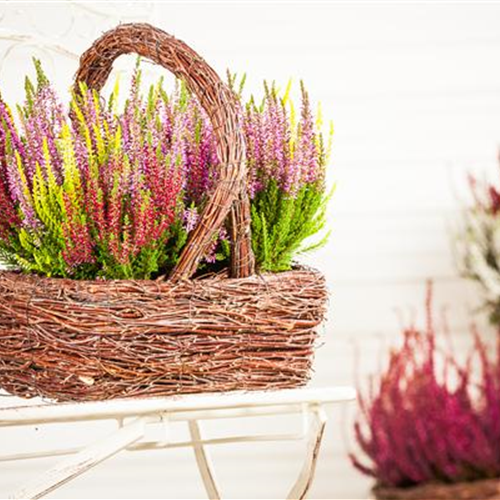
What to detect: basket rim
<box><xmin>373</xmin><ymin>476</ymin><xmax>500</xmax><ymax>500</ymax></box>
<box><xmin>0</xmin><ymin>264</ymin><xmax>323</xmax><ymax>286</ymax></box>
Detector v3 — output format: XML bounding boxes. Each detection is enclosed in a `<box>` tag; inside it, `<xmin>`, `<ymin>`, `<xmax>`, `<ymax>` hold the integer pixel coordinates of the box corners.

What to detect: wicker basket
<box><xmin>0</xmin><ymin>23</ymin><xmax>327</xmax><ymax>402</ymax></box>
<box><xmin>373</xmin><ymin>478</ymin><xmax>500</xmax><ymax>500</ymax></box>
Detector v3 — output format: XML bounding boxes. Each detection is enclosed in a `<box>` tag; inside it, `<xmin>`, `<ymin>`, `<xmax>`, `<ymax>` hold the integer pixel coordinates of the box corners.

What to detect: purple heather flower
<box><xmin>183</xmin><ymin>206</ymin><xmax>199</xmax><ymax>233</ymax></box>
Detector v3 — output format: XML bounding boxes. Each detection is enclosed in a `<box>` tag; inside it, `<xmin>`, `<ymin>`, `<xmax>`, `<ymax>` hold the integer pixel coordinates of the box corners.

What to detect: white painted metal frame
<box><xmin>0</xmin><ymin>387</ymin><xmax>355</xmax><ymax>500</ymax></box>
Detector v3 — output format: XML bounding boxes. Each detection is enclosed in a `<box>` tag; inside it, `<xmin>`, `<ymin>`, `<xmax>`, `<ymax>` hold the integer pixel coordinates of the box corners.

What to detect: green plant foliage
<box><xmin>251</xmin><ymin>180</ymin><xmax>332</xmax><ymax>272</ymax></box>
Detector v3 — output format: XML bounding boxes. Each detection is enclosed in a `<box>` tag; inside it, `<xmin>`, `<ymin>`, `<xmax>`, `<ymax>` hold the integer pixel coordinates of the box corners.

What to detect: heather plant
<box><xmin>0</xmin><ymin>60</ymin><xmax>331</xmax><ymax>280</ymax></box>
<box><xmin>244</xmin><ymin>81</ymin><xmax>332</xmax><ymax>272</ymax></box>
<box><xmin>460</xmin><ymin>165</ymin><xmax>500</xmax><ymax>324</ymax></box>
<box><xmin>350</xmin><ymin>289</ymin><xmax>500</xmax><ymax>489</ymax></box>
<box><xmin>0</xmin><ymin>64</ymin><xmax>204</xmax><ymax>279</ymax></box>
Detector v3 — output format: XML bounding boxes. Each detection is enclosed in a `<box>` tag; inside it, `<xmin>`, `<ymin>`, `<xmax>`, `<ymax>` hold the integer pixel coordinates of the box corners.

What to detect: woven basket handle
<box><xmin>74</xmin><ymin>23</ymin><xmax>254</xmax><ymax>281</ymax></box>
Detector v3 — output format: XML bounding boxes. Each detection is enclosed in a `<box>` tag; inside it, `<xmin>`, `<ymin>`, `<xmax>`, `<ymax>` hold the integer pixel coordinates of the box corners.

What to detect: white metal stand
<box><xmin>0</xmin><ymin>387</ymin><xmax>355</xmax><ymax>500</ymax></box>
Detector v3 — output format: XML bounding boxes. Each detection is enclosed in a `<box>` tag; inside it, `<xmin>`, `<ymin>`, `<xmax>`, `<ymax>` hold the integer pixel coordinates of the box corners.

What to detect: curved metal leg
<box><xmin>188</xmin><ymin>419</ymin><xmax>221</xmax><ymax>500</ymax></box>
<box><xmin>10</xmin><ymin>417</ymin><xmax>146</xmax><ymax>500</ymax></box>
<box><xmin>287</xmin><ymin>405</ymin><xmax>327</xmax><ymax>500</ymax></box>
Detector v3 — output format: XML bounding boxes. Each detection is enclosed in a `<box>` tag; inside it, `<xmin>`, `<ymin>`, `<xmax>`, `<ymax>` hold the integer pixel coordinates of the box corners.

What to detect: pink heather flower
<box><xmin>183</xmin><ymin>206</ymin><xmax>199</xmax><ymax>233</ymax></box>
<box><xmin>245</xmin><ymin>82</ymin><xmax>324</xmax><ymax>197</ymax></box>
<box><xmin>286</xmin><ymin>85</ymin><xmax>320</xmax><ymax>192</ymax></box>
<box><xmin>299</xmin><ymin>94</ymin><xmax>320</xmax><ymax>185</ymax></box>
<box><xmin>0</xmin><ymin>173</ymin><xmax>20</xmax><ymax>240</ymax></box>
<box><xmin>183</xmin><ymin>103</ymin><xmax>219</xmax><ymax>205</ymax></box>
<box><xmin>21</xmin><ymin>84</ymin><xmax>65</xmax><ymax>180</ymax></box>
<box><xmin>61</xmin><ymin>194</ymin><xmax>95</xmax><ymax>268</ymax></box>
<box><xmin>0</xmin><ymin>102</ymin><xmax>32</xmax><ymax>211</ymax></box>
<box><xmin>204</xmin><ymin>237</ymin><xmax>218</xmax><ymax>264</ymax></box>
<box><xmin>203</xmin><ymin>226</ymin><xmax>229</xmax><ymax>264</ymax></box>
<box><xmin>219</xmin><ymin>226</ymin><xmax>228</xmax><ymax>241</ymax></box>
<box><xmin>0</xmin><ymin>102</ymin><xmax>26</xmax><ymax>162</ymax></box>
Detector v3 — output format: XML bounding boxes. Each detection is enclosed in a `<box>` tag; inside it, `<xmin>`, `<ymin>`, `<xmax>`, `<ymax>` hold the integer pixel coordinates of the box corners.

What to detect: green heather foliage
<box><xmin>250</xmin><ymin>180</ymin><xmax>331</xmax><ymax>272</ymax></box>
<box><xmin>0</xmin><ymin>61</ymin><xmax>332</xmax><ymax>280</ymax></box>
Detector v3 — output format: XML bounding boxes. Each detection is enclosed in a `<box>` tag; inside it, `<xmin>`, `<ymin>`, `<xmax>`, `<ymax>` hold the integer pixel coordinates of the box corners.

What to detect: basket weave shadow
<box><xmin>0</xmin><ymin>23</ymin><xmax>328</xmax><ymax>402</ymax></box>
<box><xmin>374</xmin><ymin>478</ymin><xmax>500</xmax><ymax>500</ymax></box>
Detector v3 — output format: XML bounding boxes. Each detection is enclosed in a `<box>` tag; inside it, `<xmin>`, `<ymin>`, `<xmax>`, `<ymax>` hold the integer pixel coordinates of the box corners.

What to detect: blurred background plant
<box><xmin>350</xmin><ymin>286</ymin><xmax>500</xmax><ymax>496</ymax></box>
<box><xmin>0</xmin><ymin>60</ymin><xmax>332</xmax><ymax>280</ymax></box>
<box><xmin>459</xmin><ymin>159</ymin><xmax>500</xmax><ymax>325</ymax></box>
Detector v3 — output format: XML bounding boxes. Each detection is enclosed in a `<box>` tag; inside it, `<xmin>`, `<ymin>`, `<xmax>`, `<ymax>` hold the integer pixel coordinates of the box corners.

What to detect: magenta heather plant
<box><xmin>350</xmin><ymin>287</ymin><xmax>500</xmax><ymax>488</ymax></box>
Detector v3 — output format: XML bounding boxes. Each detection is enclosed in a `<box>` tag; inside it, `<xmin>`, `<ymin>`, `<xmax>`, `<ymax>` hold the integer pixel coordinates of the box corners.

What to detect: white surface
<box><xmin>1</xmin><ymin>1</ymin><xmax>500</xmax><ymax>499</ymax></box>
<box><xmin>3</xmin><ymin>389</ymin><xmax>349</xmax><ymax>500</ymax></box>
<box><xmin>0</xmin><ymin>387</ymin><xmax>355</xmax><ymax>426</ymax></box>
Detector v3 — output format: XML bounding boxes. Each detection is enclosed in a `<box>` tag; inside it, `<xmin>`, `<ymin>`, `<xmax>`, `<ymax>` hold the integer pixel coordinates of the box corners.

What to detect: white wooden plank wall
<box><xmin>1</xmin><ymin>2</ymin><xmax>500</xmax><ymax>499</ymax></box>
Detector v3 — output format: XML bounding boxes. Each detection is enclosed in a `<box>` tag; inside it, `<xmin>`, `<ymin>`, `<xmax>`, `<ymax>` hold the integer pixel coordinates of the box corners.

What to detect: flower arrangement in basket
<box><xmin>460</xmin><ymin>159</ymin><xmax>500</xmax><ymax>325</ymax></box>
<box><xmin>0</xmin><ymin>24</ymin><xmax>332</xmax><ymax>401</ymax></box>
<box><xmin>350</xmin><ymin>288</ymin><xmax>500</xmax><ymax>500</ymax></box>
